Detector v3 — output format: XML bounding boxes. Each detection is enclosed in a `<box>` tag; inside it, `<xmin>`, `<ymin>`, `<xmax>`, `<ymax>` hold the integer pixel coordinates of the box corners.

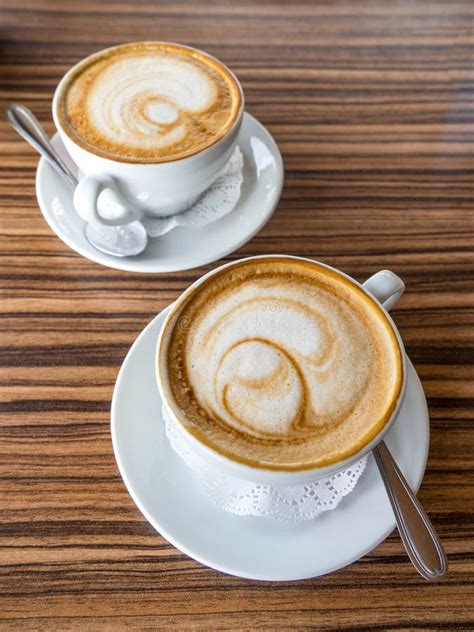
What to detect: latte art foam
<box><xmin>160</xmin><ymin>258</ymin><xmax>403</xmax><ymax>471</ymax></box>
<box><xmin>57</xmin><ymin>43</ymin><xmax>241</xmax><ymax>162</ymax></box>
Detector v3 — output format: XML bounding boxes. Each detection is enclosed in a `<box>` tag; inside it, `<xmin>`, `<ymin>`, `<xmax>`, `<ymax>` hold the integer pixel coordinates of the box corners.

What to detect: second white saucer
<box><xmin>111</xmin><ymin>306</ymin><xmax>430</xmax><ymax>581</ymax></box>
<box><xmin>36</xmin><ymin>112</ymin><xmax>283</xmax><ymax>273</ymax></box>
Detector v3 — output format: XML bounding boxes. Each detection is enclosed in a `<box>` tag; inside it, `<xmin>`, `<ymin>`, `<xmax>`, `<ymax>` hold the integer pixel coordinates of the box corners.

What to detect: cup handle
<box><xmin>73</xmin><ymin>175</ymin><xmax>144</xmax><ymax>226</ymax></box>
<box><xmin>362</xmin><ymin>270</ymin><xmax>405</xmax><ymax>312</ymax></box>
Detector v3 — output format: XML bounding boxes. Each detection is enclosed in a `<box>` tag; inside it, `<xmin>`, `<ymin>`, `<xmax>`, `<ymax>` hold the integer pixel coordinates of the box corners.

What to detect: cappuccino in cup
<box><xmin>157</xmin><ymin>257</ymin><xmax>404</xmax><ymax>472</ymax></box>
<box><xmin>55</xmin><ymin>42</ymin><xmax>242</xmax><ymax>163</ymax></box>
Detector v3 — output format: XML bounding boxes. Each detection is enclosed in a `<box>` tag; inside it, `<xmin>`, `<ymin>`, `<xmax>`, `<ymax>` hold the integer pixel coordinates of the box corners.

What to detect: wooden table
<box><xmin>1</xmin><ymin>1</ymin><xmax>473</xmax><ymax>629</ymax></box>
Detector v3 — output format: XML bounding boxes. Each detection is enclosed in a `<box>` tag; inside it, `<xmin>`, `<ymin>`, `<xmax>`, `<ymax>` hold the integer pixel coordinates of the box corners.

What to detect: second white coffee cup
<box><xmin>156</xmin><ymin>255</ymin><xmax>407</xmax><ymax>486</ymax></box>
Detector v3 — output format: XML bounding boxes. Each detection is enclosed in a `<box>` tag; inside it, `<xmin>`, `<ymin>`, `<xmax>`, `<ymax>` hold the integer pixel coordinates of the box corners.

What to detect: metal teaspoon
<box><xmin>374</xmin><ymin>440</ymin><xmax>448</xmax><ymax>581</ymax></box>
<box><xmin>6</xmin><ymin>104</ymin><xmax>148</xmax><ymax>257</ymax></box>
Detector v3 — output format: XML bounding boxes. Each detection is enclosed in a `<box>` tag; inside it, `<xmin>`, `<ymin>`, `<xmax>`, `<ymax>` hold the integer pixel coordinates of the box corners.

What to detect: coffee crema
<box><xmin>159</xmin><ymin>258</ymin><xmax>403</xmax><ymax>471</ymax></box>
<box><xmin>56</xmin><ymin>42</ymin><xmax>242</xmax><ymax>163</ymax></box>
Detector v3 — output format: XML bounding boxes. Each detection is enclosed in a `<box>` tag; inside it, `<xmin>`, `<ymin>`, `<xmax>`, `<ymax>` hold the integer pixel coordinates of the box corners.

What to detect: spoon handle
<box><xmin>6</xmin><ymin>103</ymin><xmax>78</xmax><ymax>187</ymax></box>
<box><xmin>373</xmin><ymin>441</ymin><xmax>448</xmax><ymax>581</ymax></box>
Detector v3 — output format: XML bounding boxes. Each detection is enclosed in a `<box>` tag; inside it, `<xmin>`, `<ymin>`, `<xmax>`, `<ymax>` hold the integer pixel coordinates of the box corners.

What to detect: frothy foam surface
<box><xmin>57</xmin><ymin>43</ymin><xmax>241</xmax><ymax>163</ymax></box>
<box><xmin>160</xmin><ymin>258</ymin><xmax>403</xmax><ymax>471</ymax></box>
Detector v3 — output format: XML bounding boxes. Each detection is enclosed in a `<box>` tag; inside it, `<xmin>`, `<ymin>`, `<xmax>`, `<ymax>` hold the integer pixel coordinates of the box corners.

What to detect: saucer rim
<box><xmin>111</xmin><ymin>306</ymin><xmax>430</xmax><ymax>581</ymax></box>
<box><xmin>36</xmin><ymin>112</ymin><xmax>284</xmax><ymax>273</ymax></box>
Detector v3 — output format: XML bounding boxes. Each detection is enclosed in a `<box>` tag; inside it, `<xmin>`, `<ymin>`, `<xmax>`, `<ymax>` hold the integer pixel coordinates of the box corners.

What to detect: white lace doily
<box><xmin>163</xmin><ymin>409</ymin><xmax>367</xmax><ymax>523</ymax></box>
<box><xmin>143</xmin><ymin>146</ymin><xmax>243</xmax><ymax>237</ymax></box>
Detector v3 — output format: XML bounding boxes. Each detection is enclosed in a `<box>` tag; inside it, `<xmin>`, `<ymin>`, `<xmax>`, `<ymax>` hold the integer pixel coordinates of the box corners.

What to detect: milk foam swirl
<box><xmin>59</xmin><ymin>43</ymin><xmax>241</xmax><ymax>162</ymax></box>
<box><xmin>185</xmin><ymin>287</ymin><xmax>371</xmax><ymax>439</ymax></box>
<box><xmin>164</xmin><ymin>259</ymin><xmax>402</xmax><ymax>470</ymax></box>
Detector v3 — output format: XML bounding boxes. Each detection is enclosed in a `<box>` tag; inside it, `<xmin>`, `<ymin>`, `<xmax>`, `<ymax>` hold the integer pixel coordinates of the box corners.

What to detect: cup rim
<box><xmin>52</xmin><ymin>40</ymin><xmax>245</xmax><ymax>166</ymax></box>
<box><xmin>155</xmin><ymin>254</ymin><xmax>408</xmax><ymax>483</ymax></box>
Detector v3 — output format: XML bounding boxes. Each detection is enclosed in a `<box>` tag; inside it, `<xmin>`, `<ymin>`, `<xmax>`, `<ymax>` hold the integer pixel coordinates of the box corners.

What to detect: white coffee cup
<box><xmin>156</xmin><ymin>255</ymin><xmax>407</xmax><ymax>486</ymax></box>
<box><xmin>52</xmin><ymin>43</ymin><xmax>244</xmax><ymax>226</ymax></box>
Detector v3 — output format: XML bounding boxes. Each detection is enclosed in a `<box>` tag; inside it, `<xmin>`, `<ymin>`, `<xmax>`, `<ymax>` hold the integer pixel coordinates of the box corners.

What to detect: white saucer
<box><xmin>35</xmin><ymin>113</ymin><xmax>283</xmax><ymax>273</ymax></box>
<box><xmin>111</xmin><ymin>307</ymin><xmax>430</xmax><ymax>581</ymax></box>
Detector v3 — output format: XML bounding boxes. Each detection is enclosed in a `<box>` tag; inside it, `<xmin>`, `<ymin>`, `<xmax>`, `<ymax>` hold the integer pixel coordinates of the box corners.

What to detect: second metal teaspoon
<box><xmin>6</xmin><ymin>104</ymin><xmax>148</xmax><ymax>258</ymax></box>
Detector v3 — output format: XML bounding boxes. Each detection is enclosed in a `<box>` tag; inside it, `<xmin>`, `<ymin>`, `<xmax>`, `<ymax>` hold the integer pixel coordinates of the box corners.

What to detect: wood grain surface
<box><xmin>0</xmin><ymin>0</ymin><xmax>473</xmax><ymax>629</ymax></box>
